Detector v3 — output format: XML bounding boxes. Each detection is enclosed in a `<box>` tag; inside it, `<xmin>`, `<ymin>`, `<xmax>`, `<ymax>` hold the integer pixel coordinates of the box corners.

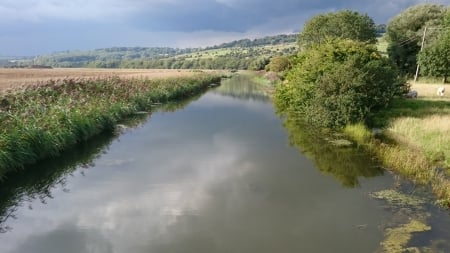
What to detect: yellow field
<box><xmin>0</xmin><ymin>68</ymin><xmax>204</xmax><ymax>92</ymax></box>
<box><xmin>410</xmin><ymin>82</ymin><xmax>450</xmax><ymax>100</ymax></box>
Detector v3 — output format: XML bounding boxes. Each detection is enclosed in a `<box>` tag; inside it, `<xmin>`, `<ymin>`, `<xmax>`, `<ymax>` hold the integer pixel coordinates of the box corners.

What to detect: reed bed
<box><xmin>0</xmin><ymin>74</ymin><xmax>221</xmax><ymax>179</ymax></box>
<box><xmin>0</xmin><ymin>68</ymin><xmax>200</xmax><ymax>91</ymax></box>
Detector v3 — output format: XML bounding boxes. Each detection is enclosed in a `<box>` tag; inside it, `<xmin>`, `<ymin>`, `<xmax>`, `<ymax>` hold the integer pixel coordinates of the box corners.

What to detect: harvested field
<box><xmin>0</xmin><ymin>68</ymin><xmax>207</xmax><ymax>92</ymax></box>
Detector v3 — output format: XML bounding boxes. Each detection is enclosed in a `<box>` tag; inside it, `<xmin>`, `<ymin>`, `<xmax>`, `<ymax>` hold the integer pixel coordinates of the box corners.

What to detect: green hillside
<box><xmin>6</xmin><ymin>34</ymin><xmax>298</xmax><ymax>70</ymax></box>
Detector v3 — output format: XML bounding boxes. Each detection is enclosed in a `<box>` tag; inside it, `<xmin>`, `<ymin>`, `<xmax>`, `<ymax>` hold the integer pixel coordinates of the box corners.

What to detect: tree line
<box><xmin>3</xmin><ymin>34</ymin><xmax>297</xmax><ymax>70</ymax></box>
<box><xmin>272</xmin><ymin>4</ymin><xmax>450</xmax><ymax>129</ymax></box>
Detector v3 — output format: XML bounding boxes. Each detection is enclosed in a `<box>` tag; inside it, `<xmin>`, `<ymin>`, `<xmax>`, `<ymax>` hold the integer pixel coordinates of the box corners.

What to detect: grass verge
<box><xmin>344</xmin><ymin>121</ymin><xmax>450</xmax><ymax>207</ymax></box>
<box><xmin>0</xmin><ymin>73</ymin><xmax>222</xmax><ymax>179</ymax></box>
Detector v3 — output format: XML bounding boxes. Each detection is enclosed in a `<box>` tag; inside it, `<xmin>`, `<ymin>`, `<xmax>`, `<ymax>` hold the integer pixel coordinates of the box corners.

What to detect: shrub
<box><xmin>267</xmin><ymin>56</ymin><xmax>291</xmax><ymax>72</ymax></box>
<box><xmin>275</xmin><ymin>39</ymin><xmax>406</xmax><ymax>128</ymax></box>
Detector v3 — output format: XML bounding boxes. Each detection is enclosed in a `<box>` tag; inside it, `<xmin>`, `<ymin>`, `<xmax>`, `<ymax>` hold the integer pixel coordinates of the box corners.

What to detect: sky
<box><xmin>1</xmin><ymin>0</ymin><xmax>449</xmax><ymax>56</ymax></box>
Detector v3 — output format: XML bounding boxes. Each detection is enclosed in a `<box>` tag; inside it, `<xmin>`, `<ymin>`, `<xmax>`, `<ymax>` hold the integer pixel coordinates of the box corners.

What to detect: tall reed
<box><xmin>0</xmin><ymin>74</ymin><xmax>221</xmax><ymax>179</ymax></box>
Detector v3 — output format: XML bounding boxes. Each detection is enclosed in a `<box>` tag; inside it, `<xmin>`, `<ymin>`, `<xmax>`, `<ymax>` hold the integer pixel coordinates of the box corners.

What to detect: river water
<box><xmin>0</xmin><ymin>75</ymin><xmax>449</xmax><ymax>253</ymax></box>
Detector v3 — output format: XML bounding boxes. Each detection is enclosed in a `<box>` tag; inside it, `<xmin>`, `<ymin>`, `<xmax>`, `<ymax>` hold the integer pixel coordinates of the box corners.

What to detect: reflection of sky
<box><xmin>0</xmin><ymin>88</ymin><xmax>393</xmax><ymax>253</ymax></box>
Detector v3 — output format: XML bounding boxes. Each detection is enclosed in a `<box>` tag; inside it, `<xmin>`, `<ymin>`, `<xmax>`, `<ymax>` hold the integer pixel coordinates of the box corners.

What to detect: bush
<box><xmin>275</xmin><ymin>39</ymin><xmax>406</xmax><ymax>128</ymax></box>
<box><xmin>267</xmin><ymin>56</ymin><xmax>291</xmax><ymax>72</ymax></box>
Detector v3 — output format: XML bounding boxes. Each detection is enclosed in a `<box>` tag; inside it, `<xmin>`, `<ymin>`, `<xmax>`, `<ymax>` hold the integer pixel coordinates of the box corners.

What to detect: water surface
<box><xmin>0</xmin><ymin>75</ymin><xmax>449</xmax><ymax>253</ymax></box>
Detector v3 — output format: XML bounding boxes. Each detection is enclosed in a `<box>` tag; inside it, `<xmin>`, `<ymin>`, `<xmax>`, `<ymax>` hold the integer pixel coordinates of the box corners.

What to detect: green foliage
<box><xmin>418</xmin><ymin>11</ymin><xmax>450</xmax><ymax>83</ymax></box>
<box><xmin>4</xmin><ymin>34</ymin><xmax>298</xmax><ymax>70</ymax></box>
<box><xmin>248</xmin><ymin>57</ymin><xmax>270</xmax><ymax>71</ymax></box>
<box><xmin>205</xmin><ymin>34</ymin><xmax>297</xmax><ymax>49</ymax></box>
<box><xmin>281</xmin><ymin>115</ymin><xmax>383</xmax><ymax>187</ymax></box>
<box><xmin>419</xmin><ymin>29</ymin><xmax>450</xmax><ymax>83</ymax></box>
<box><xmin>267</xmin><ymin>56</ymin><xmax>291</xmax><ymax>72</ymax></box>
<box><xmin>0</xmin><ymin>74</ymin><xmax>221</xmax><ymax>178</ymax></box>
<box><xmin>298</xmin><ymin>10</ymin><xmax>377</xmax><ymax>49</ymax></box>
<box><xmin>386</xmin><ymin>42</ymin><xmax>420</xmax><ymax>75</ymax></box>
<box><xmin>275</xmin><ymin>39</ymin><xmax>405</xmax><ymax>128</ymax></box>
<box><xmin>386</xmin><ymin>4</ymin><xmax>448</xmax><ymax>75</ymax></box>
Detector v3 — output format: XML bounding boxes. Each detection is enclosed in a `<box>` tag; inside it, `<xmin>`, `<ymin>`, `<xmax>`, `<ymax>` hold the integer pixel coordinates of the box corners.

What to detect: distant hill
<box><xmin>4</xmin><ymin>34</ymin><xmax>298</xmax><ymax>70</ymax></box>
<box><xmin>206</xmin><ymin>34</ymin><xmax>298</xmax><ymax>49</ymax></box>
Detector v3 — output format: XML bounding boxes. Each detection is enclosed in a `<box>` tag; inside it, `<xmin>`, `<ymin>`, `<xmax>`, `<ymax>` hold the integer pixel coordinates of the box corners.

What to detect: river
<box><xmin>0</xmin><ymin>75</ymin><xmax>449</xmax><ymax>253</ymax></box>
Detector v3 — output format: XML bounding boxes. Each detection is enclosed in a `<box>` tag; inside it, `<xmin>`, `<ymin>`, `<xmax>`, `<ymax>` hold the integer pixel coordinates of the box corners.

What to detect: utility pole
<box><xmin>414</xmin><ymin>26</ymin><xmax>427</xmax><ymax>83</ymax></box>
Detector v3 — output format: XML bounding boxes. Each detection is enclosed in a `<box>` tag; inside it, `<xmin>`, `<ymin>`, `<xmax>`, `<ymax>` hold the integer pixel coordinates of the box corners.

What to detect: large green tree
<box><xmin>418</xmin><ymin>13</ymin><xmax>450</xmax><ymax>83</ymax></box>
<box><xmin>386</xmin><ymin>4</ymin><xmax>448</xmax><ymax>75</ymax></box>
<box><xmin>275</xmin><ymin>39</ymin><xmax>405</xmax><ymax>128</ymax></box>
<box><xmin>298</xmin><ymin>10</ymin><xmax>377</xmax><ymax>49</ymax></box>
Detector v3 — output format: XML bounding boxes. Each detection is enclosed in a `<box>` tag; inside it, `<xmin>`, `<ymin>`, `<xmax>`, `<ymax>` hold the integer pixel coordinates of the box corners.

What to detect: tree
<box><xmin>298</xmin><ymin>10</ymin><xmax>377</xmax><ymax>49</ymax></box>
<box><xmin>375</xmin><ymin>24</ymin><xmax>387</xmax><ymax>36</ymax></box>
<box><xmin>267</xmin><ymin>56</ymin><xmax>291</xmax><ymax>72</ymax></box>
<box><xmin>386</xmin><ymin>4</ymin><xmax>448</xmax><ymax>75</ymax></box>
<box><xmin>418</xmin><ymin>28</ymin><xmax>450</xmax><ymax>83</ymax></box>
<box><xmin>275</xmin><ymin>39</ymin><xmax>405</xmax><ymax>128</ymax></box>
<box><xmin>248</xmin><ymin>57</ymin><xmax>269</xmax><ymax>71</ymax></box>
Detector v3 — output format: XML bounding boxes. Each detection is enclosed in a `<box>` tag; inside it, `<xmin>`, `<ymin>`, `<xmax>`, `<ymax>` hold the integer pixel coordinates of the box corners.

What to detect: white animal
<box><xmin>437</xmin><ymin>86</ymin><xmax>445</xmax><ymax>96</ymax></box>
<box><xmin>406</xmin><ymin>90</ymin><xmax>418</xmax><ymax>98</ymax></box>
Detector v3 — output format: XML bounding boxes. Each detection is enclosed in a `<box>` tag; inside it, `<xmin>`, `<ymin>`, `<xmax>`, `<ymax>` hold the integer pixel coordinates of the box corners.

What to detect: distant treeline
<box><xmin>205</xmin><ymin>34</ymin><xmax>297</xmax><ymax>49</ymax></box>
<box><xmin>3</xmin><ymin>34</ymin><xmax>298</xmax><ymax>70</ymax></box>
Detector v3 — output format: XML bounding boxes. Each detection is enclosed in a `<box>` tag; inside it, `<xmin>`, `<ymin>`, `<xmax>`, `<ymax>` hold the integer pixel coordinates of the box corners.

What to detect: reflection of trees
<box><xmin>154</xmin><ymin>91</ymin><xmax>205</xmax><ymax>113</ymax></box>
<box><xmin>282</xmin><ymin>114</ymin><xmax>383</xmax><ymax>187</ymax></box>
<box><xmin>212</xmin><ymin>75</ymin><xmax>270</xmax><ymax>102</ymax></box>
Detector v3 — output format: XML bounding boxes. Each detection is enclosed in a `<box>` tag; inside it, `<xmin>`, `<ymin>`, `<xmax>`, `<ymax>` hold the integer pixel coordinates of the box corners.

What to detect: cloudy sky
<box><xmin>1</xmin><ymin>0</ymin><xmax>449</xmax><ymax>56</ymax></box>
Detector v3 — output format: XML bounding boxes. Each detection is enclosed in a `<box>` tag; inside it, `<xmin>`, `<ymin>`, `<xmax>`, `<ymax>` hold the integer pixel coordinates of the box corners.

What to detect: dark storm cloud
<box><xmin>128</xmin><ymin>0</ymin><xmax>447</xmax><ymax>32</ymax></box>
<box><xmin>129</xmin><ymin>1</ymin><xmax>260</xmax><ymax>32</ymax></box>
<box><xmin>0</xmin><ymin>0</ymin><xmax>449</xmax><ymax>55</ymax></box>
<box><xmin>129</xmin><ymin>0</ymin><xmax>342</xmax><ymax>32</ymax></box>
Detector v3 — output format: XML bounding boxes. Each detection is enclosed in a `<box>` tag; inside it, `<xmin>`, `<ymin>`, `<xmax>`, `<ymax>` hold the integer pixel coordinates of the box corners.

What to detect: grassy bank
<box><xmin>0</xmin><ymin>73</ymin><xmax>222</xmax><ymax>179</ymax></box>
<box><xmin>344</xmin><ymin>97</ymin><xmax>450</xmax><ymax>206</ymax></box>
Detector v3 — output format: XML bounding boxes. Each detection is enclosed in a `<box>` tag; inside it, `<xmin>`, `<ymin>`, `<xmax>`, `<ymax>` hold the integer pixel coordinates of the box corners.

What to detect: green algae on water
<box><xmin>370</xmin><ymin>189</ymin><xmax>435</xmax><ymax>253</ymax></box>
<box><xmin>380</xmin><ymin>219</ymin><xmax>431</xmax><ymax>253</ymax></box>
<box><xmin>370</xmin><ymin>189</ymin><xmax>426</xmax><ymax>207</ymax></box>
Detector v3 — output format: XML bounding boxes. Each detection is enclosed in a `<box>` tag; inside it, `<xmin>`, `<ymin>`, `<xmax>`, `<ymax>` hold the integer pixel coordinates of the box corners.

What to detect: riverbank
<box><xmin>344</xmin><ymin>84</ymin><xmax>450</xmax><ymax>206</ymax></box>
<box><xmin>0</xmin><ymin>72</ymin><xmax>222</xmax><ymax>179</ymax></box>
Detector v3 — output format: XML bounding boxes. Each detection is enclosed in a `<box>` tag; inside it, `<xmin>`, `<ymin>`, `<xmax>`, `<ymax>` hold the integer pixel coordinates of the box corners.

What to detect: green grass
<box><xmin>344</xmin><ymin>97</ymin><xmax>450</xmax><ymax>206</ymax></box>
<box><xmin>369</xmin><ymin>98</ymin><xmax>450</xmax><ymax>127</ymax></box>
<box><xmin>376</xmin><ymin>37</ymin><xmax>388</xmax><ymax>56</ymax></box>
<box><xmin>0</xmin><ymin>73</ymin><xmax>222</xmax><ymax>179</ymax></box>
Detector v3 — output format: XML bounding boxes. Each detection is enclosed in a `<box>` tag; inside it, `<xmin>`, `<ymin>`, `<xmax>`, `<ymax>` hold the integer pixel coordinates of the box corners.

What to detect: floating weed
<box><xmin>370</xmin><ymin>189</ymin><xmax>433</xmax><ymax>253</ymax></box>
<box><xmin>370</xmin><ymin>189</ymin><xmax>426</xmax><ymax>207</ymax></box>
<box><xmin>380</xmin><ymin>219</ymin><xmax>431</xmax><ymax>253</ymax></box>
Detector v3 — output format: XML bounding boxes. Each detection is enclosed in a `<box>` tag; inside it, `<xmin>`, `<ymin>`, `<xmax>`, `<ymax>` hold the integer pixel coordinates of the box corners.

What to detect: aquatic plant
<box><xmin>381</xmin><ymin>220</ymin><xmax>431</xmax><ymax>252</ymax></box>
<box><xmin>370</xmin><ymin>189</ymin><xmax>434</xmax><ymax>252</ymax></box>
<box><xmin>0</xmin><ymin>74</ymin><xmax>221</xmax><ymax>179</ymax></box>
